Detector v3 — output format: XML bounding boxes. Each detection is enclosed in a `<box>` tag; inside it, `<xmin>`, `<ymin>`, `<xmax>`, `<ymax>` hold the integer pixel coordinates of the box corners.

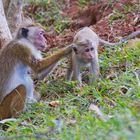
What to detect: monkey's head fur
<box><xmin>72</xmin><ymin>39</ymin><xmax>96</xmax><ymax>63</ymax></box>
<box><xmin>16</xmin><ymin>24</ymin><xmax>48</xmax><ymax>52</ymax></box>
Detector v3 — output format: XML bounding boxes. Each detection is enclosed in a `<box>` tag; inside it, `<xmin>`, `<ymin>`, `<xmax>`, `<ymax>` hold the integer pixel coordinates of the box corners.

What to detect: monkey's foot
<box><xmin>26</xmin><ymin>91</ymin><xmax>41</xmax><ymax>104</ymax></box>
<box><xmin>0</xmin><ymin>85</ymin><xmax>26</xmax><ymax>120</ymax></box>
<box><xmin>26</xmin><ymin>97</ymin><xmax>37</xmax><ymax>103</ymax></box>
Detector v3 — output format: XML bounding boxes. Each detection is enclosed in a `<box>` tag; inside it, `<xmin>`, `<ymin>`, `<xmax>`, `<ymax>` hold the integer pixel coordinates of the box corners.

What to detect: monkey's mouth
<box><xmin>86</xmin><ymin>57</ymin><xmax>94</xmax><ymax>61</ymax></box>
<box><xmin>83</xmin><ymin>59</ymin><xmax>92</xmax><ymax>63</ymax></box>
<box><xmin>38</xmin><ymin>45</ymin><xmax>48</xmax><ymax>52</ymax></box>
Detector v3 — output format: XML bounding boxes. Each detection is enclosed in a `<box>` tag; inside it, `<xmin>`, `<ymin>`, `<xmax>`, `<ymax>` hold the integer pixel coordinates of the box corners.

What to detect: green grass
<box><xmin>1</xmin><ymin>1</ymin><xmax>140</xmax><ymax>139</ymax></box>
<box><xmin>0</xmin><ymin>44</ymin><xmax>140</xmax><ymax>140</ymax></box>
<box><xmin>24</xmin><ymin>0</ymin><xmax>71</xmax><ymax>34</ymax></box>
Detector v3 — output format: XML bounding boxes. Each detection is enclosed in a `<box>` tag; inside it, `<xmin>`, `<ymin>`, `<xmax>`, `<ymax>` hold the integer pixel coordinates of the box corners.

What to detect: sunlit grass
<box><xmin>0</xmin><ymin>43</ymin><xmax>140</xmax><ymax>140</ymax></box>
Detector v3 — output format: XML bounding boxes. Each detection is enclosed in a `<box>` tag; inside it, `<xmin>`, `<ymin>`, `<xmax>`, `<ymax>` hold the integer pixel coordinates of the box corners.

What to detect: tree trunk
<box><xmin>5</xmin><ymin>0</ymin><xmax>23</xmax><ymax>36</ymax></box>
<box><xmin>3</xmin><ymin>0</ymin><xmax>10</xmax><ymax>13</ymax></box>
<box><xmin>0</xmin><ymin>0</ymin><xmax>12</xmax><ymax>48</ymax></box>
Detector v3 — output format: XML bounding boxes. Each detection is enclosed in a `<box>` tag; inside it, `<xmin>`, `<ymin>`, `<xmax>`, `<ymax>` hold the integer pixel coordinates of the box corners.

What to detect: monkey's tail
<box><xmin>99</xmin><ymin>38</ymin><xmax>122</xmax><ymax>47</ymax></box>
<box><xmin>122</xmin><ymin>30</ymin><xmax>140</xmax><ymax>41</ymax></box>
<box><xmin>99</xmin><ymin>30</ymin><xmax>140</xmax><ymax>47</ymax></box>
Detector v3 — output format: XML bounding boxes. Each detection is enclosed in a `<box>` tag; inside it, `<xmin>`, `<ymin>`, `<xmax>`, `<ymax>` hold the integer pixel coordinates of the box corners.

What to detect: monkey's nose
<box><xmin>42</xmin><ymin>45</ymin><xmax>49</xmax><ymax>52</ymax></box>
<box><xmin>89</xmin><ymin>55</ymin><xmax>94</xmax><ymax>59</ymax></box>
<box><xmin>88</xmin><ymin>56</ymin><xmax>94</xmax><ymax>61</ymax></box>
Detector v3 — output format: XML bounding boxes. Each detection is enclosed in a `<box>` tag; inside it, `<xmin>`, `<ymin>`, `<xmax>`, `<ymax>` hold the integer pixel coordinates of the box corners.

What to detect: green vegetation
<box><xmin>0</xmin><ymin>43</ymin><xmax>140</xmax><ymax>140</ymax></box>
<box><xmin>1</xmin><ymin>1</ymin><xmax>140</xmax><ymax>140</ymax></box>
<box><xmin>25</xmin><ymin>0</ymin><xmax>71</xmax><ymax>33</ymax></box>
<box><xmin>109</xmin><ymin>10</ymin><xmax>125</xmax><ymax>24</ymax></box>
<box><xmin>78</xmin><ymin>0</ymin><xmax>95</xmax><ymax>8</ymax></box>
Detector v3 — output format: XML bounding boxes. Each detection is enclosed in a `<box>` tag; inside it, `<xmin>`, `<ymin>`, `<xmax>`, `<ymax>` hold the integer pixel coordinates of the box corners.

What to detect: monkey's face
<box><xmin>79</xmin><ymin>47</ymin><xmax>95</xmax><ymax>63</ymax></box>
<box><xmin>74</xmin><ymin>40</ymin><xmax>95</xmax><ymax>63</ymax></box>
<box><xmin>20</xmin><ymin>26</ymin><xmax>48</xmax><ymax>52</ymax></box>
<box><xmin>29</xmin><ymin>27</ymin><xmax>48</xmax><ymax>51</ymax></box>
<box><xmin>34</xmin><ymin>29</ymin><xmax>48</xmax><ymax>51</ymax></box>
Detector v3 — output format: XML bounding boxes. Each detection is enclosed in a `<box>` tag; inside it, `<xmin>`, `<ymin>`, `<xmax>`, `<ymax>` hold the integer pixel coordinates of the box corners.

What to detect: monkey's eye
<box><xmin>39</xmin><ymin>31</ymin><xmax>45</xmax><ymax>35</ymax></box>
<box><xmin>85</xmin><ymin>48</ymin><xmax>90</xmax><ymax>52</ymax></box>
<box><xmin>90</xmin><ymin>47</ymin><xmax>94</xmax><ymax>51</ymax></box>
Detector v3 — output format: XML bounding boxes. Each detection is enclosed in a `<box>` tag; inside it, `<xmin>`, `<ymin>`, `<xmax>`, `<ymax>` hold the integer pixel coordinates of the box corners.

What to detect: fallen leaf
<box><xmin>119</xmin><ymin>86</ymin><xmax>128</xmax><ymax>94</ymax></box>
<box><xmin>69</xmin><ymin>119</ymin><xmax>77</xmax><ymax>125</ymax></box>
<box><xmin>49</xmin><ymin>101</ymin><xmax>60</xmax><ymax>107</ymax></box>
<box><xmin>89</xmin><ymin>104</ymin><xmax>107</xmax><ymax>121</ymax></box>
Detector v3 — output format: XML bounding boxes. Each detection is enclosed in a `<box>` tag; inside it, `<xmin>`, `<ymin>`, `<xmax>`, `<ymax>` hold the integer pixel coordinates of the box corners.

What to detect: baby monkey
<box><xmin>67</xmin><ymin>27</ymin><xmax>99</xmax><ymax>85</ymax></box>
<box><xmin>67</xmin><ymin>27</ymin><xmax>140</xmax><ymax>85</ymax></box>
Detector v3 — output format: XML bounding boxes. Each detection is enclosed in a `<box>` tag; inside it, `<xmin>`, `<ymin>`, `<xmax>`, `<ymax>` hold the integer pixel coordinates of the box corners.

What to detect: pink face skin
<box><xmin>79</xmin><ymin>47</ymin><xmax>95</xmax><ymax>63</ymax></box>
<box><xmin>33</xmin><ymin>28</ymin><xmax>48</xmax><ymax>52</ymax></box>
<box><xmin>76</xmin><ymin>41</ymin><xmax>95</xmax><ymax>63</ymax></box>
<box><xmin>83</xmin><ymin>47</ymin><xmax>95</xmax><ymax>61</ymax></box>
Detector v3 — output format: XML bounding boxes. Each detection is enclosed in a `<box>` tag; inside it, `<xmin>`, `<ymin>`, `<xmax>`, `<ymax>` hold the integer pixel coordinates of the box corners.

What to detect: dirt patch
<box><xmin>32</xmin><ymin>0</ymin><xmax>140</xmax><ymax>51</ymax></box>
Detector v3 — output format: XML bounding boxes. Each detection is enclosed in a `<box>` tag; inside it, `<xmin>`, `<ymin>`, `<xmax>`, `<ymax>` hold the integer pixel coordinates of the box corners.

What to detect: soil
<box><xmin>45</xmin><ymin>0</ymin><xmax>140</xmax><ymax>48</ymax></box>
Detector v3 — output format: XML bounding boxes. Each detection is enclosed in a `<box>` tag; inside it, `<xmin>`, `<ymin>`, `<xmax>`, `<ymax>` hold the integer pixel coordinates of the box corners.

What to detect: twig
<box><xmin>133</xmin><ymin>71</ymin><xmax>140</xmax><ymax>86</ymax></box>
<box><xmin>89</xmin><ymin>103</ymin><xmax>108</xmax><ymax>122</ymax></box>
<box><xmin>0</xmin><ymin>118</ymin><xmax>16</xmax><ymax>124</ymax></box>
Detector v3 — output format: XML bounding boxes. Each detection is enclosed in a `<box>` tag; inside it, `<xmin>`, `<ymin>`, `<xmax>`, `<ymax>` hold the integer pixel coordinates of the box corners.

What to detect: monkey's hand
<box><xmin>31</xmin><ymin>56</ymin><xmax>40</xmax><ymax>64</ymax></box>
<box><xmin>68</xmin><ymin>43</ymin><xmax>78</xmax><ymax>54</ymax></box>
<box><xmin>62</xmin><ymin>44</ymin><xmax>75</xmax><ymax>55</ymax></box>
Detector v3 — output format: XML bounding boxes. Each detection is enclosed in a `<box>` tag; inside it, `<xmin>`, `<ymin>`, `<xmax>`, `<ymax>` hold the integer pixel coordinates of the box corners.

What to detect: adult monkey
<box><xmin>0</xmin><ymin>24</ymin><xmax>73</xmax><ymax>119</ymax></box>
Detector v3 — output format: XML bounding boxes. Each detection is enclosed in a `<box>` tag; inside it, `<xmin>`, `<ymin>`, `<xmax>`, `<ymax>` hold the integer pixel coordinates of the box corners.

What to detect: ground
<box><xmin>0</xmin><ymin>0</ymin><xmax>140</xmax><ymax>139</ymax></box>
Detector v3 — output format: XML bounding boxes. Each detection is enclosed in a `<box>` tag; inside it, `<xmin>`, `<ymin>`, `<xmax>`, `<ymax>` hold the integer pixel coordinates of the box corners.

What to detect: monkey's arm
<box><xmin>89</xmin><ymin>50</ymin><xmax>99</xmax><ymax>84</ymax></box>
<box><xmin>12</xmin><ymin>42</ymin><xmax>72</xmax><ymax>74</ymax></box>
<box><xmin>72</xmin><ymin>56</ymin><xmax>82</xmax><ymax>85</ymax></box>
<box><xmin>36</xmin><ymin>63</ymin><xmax>57</xmax><ymax>80</ymax></box>
<box><xmin>89</xmin><ymin>60</ymin><xmax>99</xmax><ymax>84</ymax></box>
<box><xmin>32</xmin><ymin>46</ymin><xmax>72</xmax><ymax>73</ymax></box>
<box><xmin>66</xmin><ymin>55</ymin><xmax>73</xmax><ymax>81</ymax></box>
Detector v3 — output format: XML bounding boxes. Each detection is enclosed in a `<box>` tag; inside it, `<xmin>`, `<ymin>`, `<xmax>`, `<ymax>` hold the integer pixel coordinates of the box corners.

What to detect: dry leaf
<box><xmin>69</xmin><ymin>119</ymin><xmax>77</xmax><ymax>125</ymax></box>
<box><xmin>49</xmin><ymin>101</ymin><xmax>60</xmax><ymax>107</ymax></box>
<box><xmin>119</xmin><ymin>86</ymin><xmax>128</xmax><ymax>94</ymax></box>
<box><xmin>89</xmin><ymin>104</ymin><xmax>107</xmax><ymax>121</ymax></box>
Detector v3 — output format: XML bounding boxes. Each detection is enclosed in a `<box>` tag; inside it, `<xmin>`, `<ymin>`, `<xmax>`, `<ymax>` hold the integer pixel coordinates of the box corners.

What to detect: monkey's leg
<box><xmin>0</xmin><ymin>85</ymin><xmax>26</xmax><ymax>120</ymax></box>
<box><xmin>34</xmin><ymin>46</ymin><xmax>72</xmax><ymax>73</ymax></box>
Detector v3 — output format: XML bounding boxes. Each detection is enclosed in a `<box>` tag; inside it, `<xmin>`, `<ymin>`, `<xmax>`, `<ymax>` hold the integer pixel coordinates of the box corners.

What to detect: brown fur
<box><xmin>35</xmin><ymin>46</ymin><xmax>72</xmax><ymax>73</ymax></box>
<box><xmin>0</xmin><ymin>85</ymin><xmax>26</xmax><ymax>120</ymax></box>
<box><xmin>0</xmin><ymin>39</ymin><xmax>72</xmax><ymax>119</ymax></box>
<box><xmin>0</xmin><ymin>40</ymin><xmax>32</xmax><ymax>103</ymax></box>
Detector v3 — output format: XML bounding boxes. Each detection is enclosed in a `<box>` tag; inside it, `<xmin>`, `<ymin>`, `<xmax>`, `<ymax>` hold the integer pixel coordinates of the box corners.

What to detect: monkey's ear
<box><xmin>21</xmin><ymin>28</ymin><xmax>29</xmax><ymax>38</ymax></box>
<box><xmin>70</xmin><ymin>44</ymin><xmax>78</xmax><ymax>54</ymax></box>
